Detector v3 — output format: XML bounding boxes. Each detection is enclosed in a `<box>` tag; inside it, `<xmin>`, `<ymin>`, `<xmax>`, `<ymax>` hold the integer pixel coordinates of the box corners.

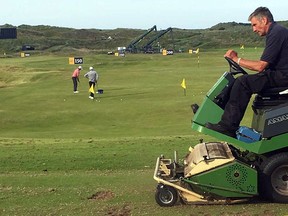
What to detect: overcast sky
<box><xmin>2</xmin><ymin>0</ymin><xmax>288</xmax><ymax>30</ymax></box>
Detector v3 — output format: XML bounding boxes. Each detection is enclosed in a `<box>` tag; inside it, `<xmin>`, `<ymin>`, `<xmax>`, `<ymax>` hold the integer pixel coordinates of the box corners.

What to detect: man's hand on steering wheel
<box><xmin>224</xmin><ymin>50</ymin><xmax>247</xmax><ymax>75</ymax></box>
<box><xmin>224</xmin><ymin>50</ymin><xmax>238</xmax><ymax>62</ymax></box>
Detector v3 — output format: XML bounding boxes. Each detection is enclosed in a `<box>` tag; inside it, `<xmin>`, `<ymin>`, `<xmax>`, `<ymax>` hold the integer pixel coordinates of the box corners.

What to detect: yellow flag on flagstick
<box><xmin>181</xmin><ymin>78</ymin><xmax>187</xmax><ymax>96</ymax></box>
<box><xmin>195</xmin><ymin>48</ymin><xmax>199</xmax><ymax>54</ymax></box>
<box><xmin>181</xmin><ymin>78</ymin><xmax>186</xmax><ymax>89</ymax></box>
<box><xmin>240</xmin><ymin>45</ymin><xmax>245</xmax><ymax>49</ymax></box>
<box><xmin>89</xmin><ymin>85</ymin><xmax>95</xmax><ymax>94</ymax></box>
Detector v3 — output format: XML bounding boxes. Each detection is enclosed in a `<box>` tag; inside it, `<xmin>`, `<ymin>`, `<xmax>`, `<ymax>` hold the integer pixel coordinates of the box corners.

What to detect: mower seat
<box><xmin>252</xmin><ymin>87</ymin><xmax>288</xmax><ymax>136</ymax></box>
<box><xmin>253</xmin><ymin>87</ymin><xmax>288</xmax><ymax>108</ymax></box>
<box><xmin>258</xmin><ymin>87</ymin><xmax>288</xmax><ymax>97</ymax></box>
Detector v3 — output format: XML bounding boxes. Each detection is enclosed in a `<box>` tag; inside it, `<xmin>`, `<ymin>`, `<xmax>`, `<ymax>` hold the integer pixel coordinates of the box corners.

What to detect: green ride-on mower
<box><xmin>153</xmin><ymin>57</ymin><xmax>288</xmax><ymax>206</ymax></box>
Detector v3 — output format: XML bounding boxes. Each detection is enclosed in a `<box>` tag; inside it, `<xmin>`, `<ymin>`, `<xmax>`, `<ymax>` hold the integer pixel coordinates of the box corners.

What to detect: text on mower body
<box><xmin>267</xmin><ymin>114</ymin><xmax>288</xmax><ymax>125</ymax></box>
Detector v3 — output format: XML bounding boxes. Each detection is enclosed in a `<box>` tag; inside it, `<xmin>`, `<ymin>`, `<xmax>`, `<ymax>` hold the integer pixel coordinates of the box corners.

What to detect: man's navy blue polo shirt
<box><xmin>261</xmin><ymin>22</ymin><xmax>288</xmax><ymax>72</ymax></box>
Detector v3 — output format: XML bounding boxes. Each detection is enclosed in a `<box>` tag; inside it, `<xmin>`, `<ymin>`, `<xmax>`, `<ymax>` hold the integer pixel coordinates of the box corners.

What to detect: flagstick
<box><xmin>181</xmin><ymin>78</ymin><xmax>186</xmax><ymax>95</ymax></box>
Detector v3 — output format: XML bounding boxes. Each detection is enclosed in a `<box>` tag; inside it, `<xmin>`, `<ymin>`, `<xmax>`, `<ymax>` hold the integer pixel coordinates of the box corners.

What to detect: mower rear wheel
<box><xmin>155</xmin><ymin>184</ymin><xmax>178</xmax><ymax>207</ymax></box>
<box><xmin>259</xmin><ymin>153</ymin><xmax>288</xmax><ymax>203</ymax></box>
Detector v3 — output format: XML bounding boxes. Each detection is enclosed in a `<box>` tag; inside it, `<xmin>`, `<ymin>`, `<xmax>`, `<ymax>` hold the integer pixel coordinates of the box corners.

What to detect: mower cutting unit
<box><xmin>153</xmin><ymin>58</ymin><xmax>288</xmax><ymax>206</ymax></box>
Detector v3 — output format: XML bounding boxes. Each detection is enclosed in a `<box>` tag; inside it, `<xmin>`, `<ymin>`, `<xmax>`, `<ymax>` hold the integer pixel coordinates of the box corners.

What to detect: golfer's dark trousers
<box><xmin>219</xmin><ymin>69</ymin><xmax>288</xmax><ymax>132</ymax></box>
<box><xmin>89</xmin><ymin>81</ymin><xmax>95</xmax><ymax>97</ymax></box>
<box><xmin>72</xmin><ymin>77</ymin><xmax>78</xmax><ymax>91</ymax></box>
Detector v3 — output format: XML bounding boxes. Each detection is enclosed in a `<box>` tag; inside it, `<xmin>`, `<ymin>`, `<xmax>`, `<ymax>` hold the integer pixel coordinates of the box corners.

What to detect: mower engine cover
<box><xmin>262</xmin><ymin>103</ymin><xmax>288</xmax><ymax>138</ymax></box>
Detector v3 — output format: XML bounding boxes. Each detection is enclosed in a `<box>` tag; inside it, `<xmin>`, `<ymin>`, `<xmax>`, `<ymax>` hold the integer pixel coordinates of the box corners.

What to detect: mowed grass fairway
<box><xmin>1</xmin><ymin>50</ymin><xmax>287</xmax><ymax>216</ymax></box>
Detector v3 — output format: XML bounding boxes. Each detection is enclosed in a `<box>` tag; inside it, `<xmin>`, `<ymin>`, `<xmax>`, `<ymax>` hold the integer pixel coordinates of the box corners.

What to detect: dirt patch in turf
<box><xmin>88</xmin><ymin>190</ymin><xmax>115</xmax><ymax>201</ymax></box>
<box><xmin>106</xmin><ymin>204</ymin><xmax>132</xmax><ymax>216</ymax></box>
<box><xmin>88</xmin><ymin>191</ymin><xmax>132</xmax><ymax>215</ymax></box>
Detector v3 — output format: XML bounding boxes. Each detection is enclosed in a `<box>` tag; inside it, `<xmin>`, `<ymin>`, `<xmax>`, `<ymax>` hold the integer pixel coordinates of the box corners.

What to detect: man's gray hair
<box><xmin>248</xmin><ymin>7</ymin><xmax>274</xmax><ymax>22</ymax></box>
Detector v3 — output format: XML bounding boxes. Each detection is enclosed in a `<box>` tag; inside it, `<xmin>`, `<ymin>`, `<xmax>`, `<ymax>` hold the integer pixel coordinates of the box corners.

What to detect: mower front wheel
<box><xmin>155</xmin><ymin>184</ymin><xmax>178</xmax><ymax>207</ymax></box>
<box><xmin>259</xmin><ymin>153</ymin><xmax>288</xmax><ymax>203</ymax></box>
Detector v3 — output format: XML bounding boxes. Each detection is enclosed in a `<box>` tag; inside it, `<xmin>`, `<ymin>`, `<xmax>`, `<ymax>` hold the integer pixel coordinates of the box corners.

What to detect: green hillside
<box><xmin>1</xmin><ymin>21</ymin><xmax>287</xmax><ymax>55</ymax></box>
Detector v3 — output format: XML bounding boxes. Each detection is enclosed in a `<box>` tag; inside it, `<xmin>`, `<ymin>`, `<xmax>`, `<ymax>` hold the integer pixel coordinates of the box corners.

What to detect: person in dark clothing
<box><xmin>84</xmin><ymin>66</ymin><xmax>99</xmax><ymax>100</ymax></box>
<box><xmin>206</xmin><ymin>7</ymin><xmax>288</xmax><ymax>138</ymax></box>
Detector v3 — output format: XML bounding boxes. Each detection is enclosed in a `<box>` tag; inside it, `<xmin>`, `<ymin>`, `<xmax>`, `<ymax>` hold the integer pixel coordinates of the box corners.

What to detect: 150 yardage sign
<box><xmin>69</xmin><ymin>57</ymin><xmax>83</xmax><ymax>65</ymax></box>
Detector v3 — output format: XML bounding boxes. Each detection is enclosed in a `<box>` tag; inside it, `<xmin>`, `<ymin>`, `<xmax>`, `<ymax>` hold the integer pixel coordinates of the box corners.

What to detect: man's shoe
<box><xmin>205</xmin><ymin>122</ymin><xmax>236</xmax><ymax>138</ymax></box>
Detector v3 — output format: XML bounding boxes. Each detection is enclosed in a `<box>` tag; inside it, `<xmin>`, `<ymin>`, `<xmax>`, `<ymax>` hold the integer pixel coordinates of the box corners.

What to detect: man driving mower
<box><xmin>206</xmin><ymin>7</ymin><xmax>288</xmax><ymax>138</ymax></box>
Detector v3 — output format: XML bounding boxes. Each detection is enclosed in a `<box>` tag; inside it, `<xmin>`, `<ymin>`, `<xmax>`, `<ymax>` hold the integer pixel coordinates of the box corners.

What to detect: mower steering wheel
<box><xmin>225</xmin><ymin>56</ymin><xmax>248</xmax><ymax>75</ymax></box>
